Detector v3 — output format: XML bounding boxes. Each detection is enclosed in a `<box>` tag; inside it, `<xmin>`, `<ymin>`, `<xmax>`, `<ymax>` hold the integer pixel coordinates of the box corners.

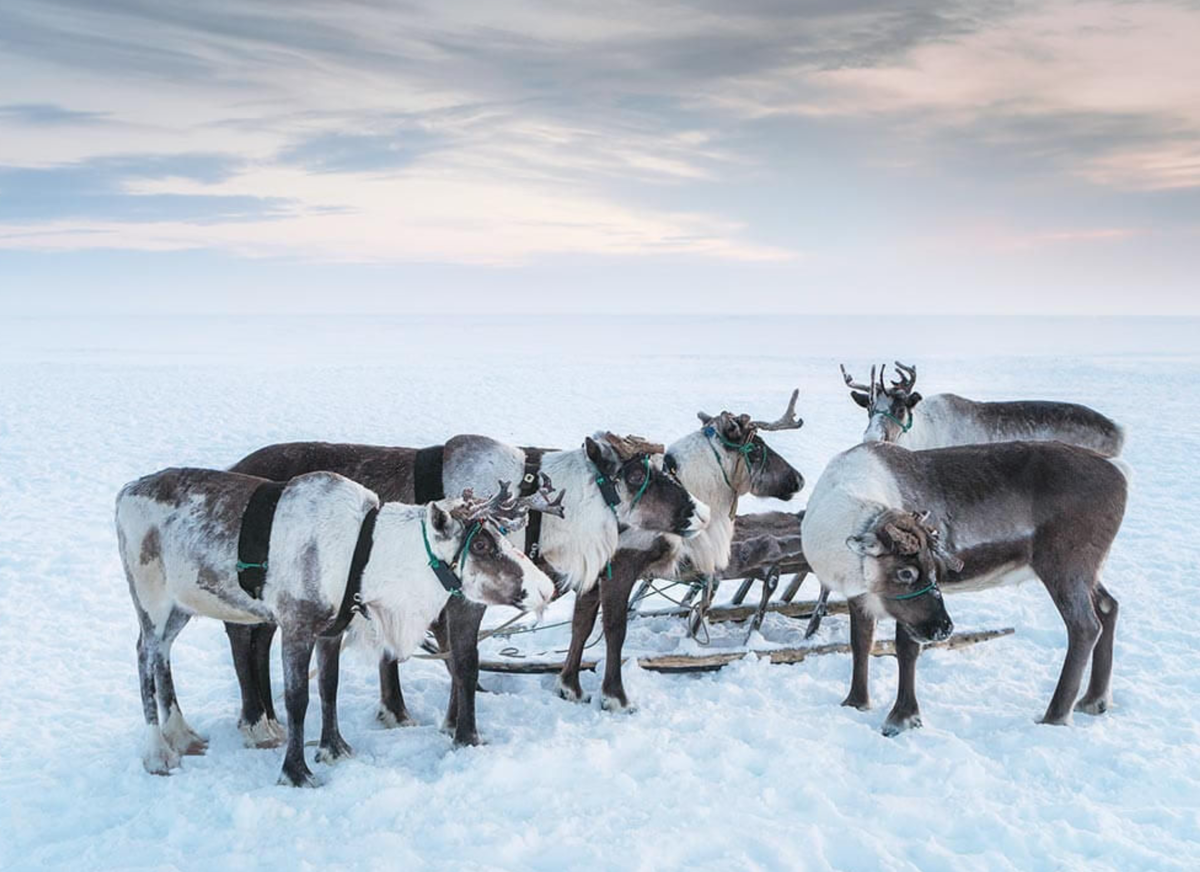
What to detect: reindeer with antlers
<box><xmin>803</xmin><ymin>426</ymin><xmax>1129</xmax><ymax>735</ymax></box>
<box><xmin>116</xmin><ymin>466</ymin><xmax>561</xmax><ymax>786</ymax></box>
<box><xmin>840</xmin><ymin>361</ymin><xmax>1125</xmax><ymax>455</ymax></box>
<box><xmin>558</xmin><ymin>391</ymin><xmax>805</xmax><ymax>711</ymax></box>
<box><xmin>222</xmin><ymin>429</ymin><xmax>708</xmax><ymax>747</ymax></box>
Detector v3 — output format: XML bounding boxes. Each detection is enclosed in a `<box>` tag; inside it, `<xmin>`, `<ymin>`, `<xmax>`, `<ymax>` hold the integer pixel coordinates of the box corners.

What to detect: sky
<box><xmin>0</xmin><ymin>0</ymin><xmax>1198</xmax><ymax>315</ymax></box>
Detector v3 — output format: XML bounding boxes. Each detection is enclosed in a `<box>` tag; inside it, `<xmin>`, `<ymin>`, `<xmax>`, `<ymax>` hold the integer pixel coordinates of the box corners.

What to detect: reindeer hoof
<box><xmin>376</xmin><ymin>705</ymin><xmax>418</xmax><ymax>729</ymax></box>
<box><xmin>142</xmin><ymin>749</ymin><xmax>181</xmax><ymax>776</ymax></box>
<box><xmin>278</xmin><ymin>762</ymin><xmax>318</xmax><ymax>788</ymax></box>
<box><xmin>240</xmin><ymin>716</ymin><xmax>286</xmax><ymax>749</ymax></box>
<box><xmin>555</xmin><ymin>677</ymin><xmax>589</xmax><ymax>704</ymax></box>
<box><xmin>315</xmin><ymin>737</ymin><xmax>354</xmax><ymax>765</ymax></box>
<box><xmin>1075</xmin><ymin>696</ymin><xmax>1110</xmax><ymax>716</ymax></box>
<box><xmin>142</xmin><ymin>726</ymin><xmax>181</xmax><ymax>775</ymax></box>
<box><xmin>882</xmin><ymin>712</ymin><xmax>922</xmax><ymax>737</ymax></box>
<box><xmin>601</xmin><ymin>693</ymin><xmax>635</xmax><ymax>714</ymax></box>
<box><xmin>452</xmin><ymin>731</ymin><xmax>485</xmax><ymax>748</ymax></box>
<box><xmin>841</xmin><ymin>694</ymin><xmax>871</xmax><ymax>711</ymax></box>
<box><xmin>181</xmin><ymin>737</ymin><xmax>209</xmax><ymax>756</ymax></box>
<box><xmin>1037</xmin><ymin>712</ymin><xmax>1073</xmax><ymax>726</ymax></box>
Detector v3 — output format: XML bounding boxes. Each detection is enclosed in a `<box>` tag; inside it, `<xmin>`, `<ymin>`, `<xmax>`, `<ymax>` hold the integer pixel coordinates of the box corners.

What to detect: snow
<box><xmin>2</xmin><ymin>314</ymin><xmax>1198</xmax><ymax>872</ymax></box>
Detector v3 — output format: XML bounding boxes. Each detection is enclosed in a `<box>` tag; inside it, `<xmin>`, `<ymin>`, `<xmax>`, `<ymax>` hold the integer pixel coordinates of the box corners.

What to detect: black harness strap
<box><xmin>414</xmin><ymin>444</ymin><xmax>445</xmax><ymax>503</ymax></box>
<box><xmin>237</xmin><ymin>480</ymin><xmax>287</xmax><ymax>599</ymax></box>
<box><xmin>518</xmin><ymin>447</ymin><xmax>546</xmax><ymax>560</ymax></box>
<box><xmin>321</xmin><ymin>507</ymin><xmax>379</xmax><ymax>637</ymax></box>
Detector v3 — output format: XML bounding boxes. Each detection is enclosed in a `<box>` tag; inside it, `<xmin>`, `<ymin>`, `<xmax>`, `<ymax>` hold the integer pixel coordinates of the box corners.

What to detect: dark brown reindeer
<box><xmin>802</xmin><ymin>439</ymin><xmax>1128</xmax><ymax>735</ymax></box>
<box><xmin>223</xmin><ymin>430</ymin><xmax>709</xmax><ymax>747</ymax></box>
<box><xmin>557</xmin><ymin>391</ymin><xmax>804</xmax><ymax>711</ymax></box>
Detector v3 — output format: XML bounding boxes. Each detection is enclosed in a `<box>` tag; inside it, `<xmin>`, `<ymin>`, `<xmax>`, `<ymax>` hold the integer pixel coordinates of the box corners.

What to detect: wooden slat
<box><xmin>477</xmin><ymin>627</ymin><xmax>1015</xmax><ymax>674</ymax></box>
<box><xmin>633</xmin><ymin>598</ymin><xmax>850</xmax><ymax>624</ymax></box>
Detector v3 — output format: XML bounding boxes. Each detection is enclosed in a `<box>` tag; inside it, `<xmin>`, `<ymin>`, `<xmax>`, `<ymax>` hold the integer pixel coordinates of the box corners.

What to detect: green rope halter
<box><xmin>420</xmin><ymin>517</ymin><xmax>482</xmax><ymax>599</ymax></box>
<box><xmin>872</xmin><ymin>408</ymin><xmax>913</xmax><ymax>433</ymax></box>
<box><xmin>704</xmin><ymin>426</ymin><xmax>761</xmax><ymax>490</ymax></box>
<box><xmin>890</xmin><ymin>582</ymin><xmax>936</xmax><ymax>600</ymax></box>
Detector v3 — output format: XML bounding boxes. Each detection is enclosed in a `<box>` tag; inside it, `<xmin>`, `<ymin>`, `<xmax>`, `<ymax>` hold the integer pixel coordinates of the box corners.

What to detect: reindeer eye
<box><xmin>896</xmin><ymin>566</ymin><xmax>919</xmax><ymax>584</ymax></box>
<box><xmin>626</xmin><ymin>466</ymin><xmax>646</xmax><ymax>487</ymax></box>
<box><xmin>471</xmin><ymin>534</ymin><xmax>493</xmax><ymax>555</ymax></box>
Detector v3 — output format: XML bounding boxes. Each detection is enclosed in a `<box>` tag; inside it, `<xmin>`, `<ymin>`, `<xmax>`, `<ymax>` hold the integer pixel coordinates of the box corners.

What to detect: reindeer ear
<box><xmin>850</xmin><ymin>391</ymin><xmax>871</xmax><ymax>409</ymax></box>
<box><xmin>429</xmin><ymin>502</ymin><xmax>452</xmax><ymax>537</ymax></box>
<box><xmin>697</xmin><ymin>411</ymin><xmax>713</xmax><ymax>425</ymax></box>
<box><xmin>847</xmin><ymin>533</ymin><xmax>887</xmax><ymax>557</ymax></box>
<box><xmin>584</xmin><ymin>436</ymin><xmax>618</xmax><ymax>476</ymax></box>
<box><xmin>906</xmin><ymin>392</ymin><xmax>923</xmax><ymax>408</ymax></box>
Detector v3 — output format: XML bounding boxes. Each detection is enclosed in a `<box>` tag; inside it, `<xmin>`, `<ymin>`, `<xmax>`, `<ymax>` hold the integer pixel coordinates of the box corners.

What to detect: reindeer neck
<box><xmin>359</xmin><ymin>503</ymin><xmax>453</xmax><ymax>606</ymax></box>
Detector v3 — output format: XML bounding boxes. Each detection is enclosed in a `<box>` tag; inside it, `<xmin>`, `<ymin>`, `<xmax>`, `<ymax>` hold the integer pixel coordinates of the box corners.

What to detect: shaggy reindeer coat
<box><xmin>117</xmin><ymin>467</ymin><xmax>555</xmax><ymax>786</ymax></box>
<box><xmin>224</xmin><ymin>433</ymin><xmax>707</xmax><ymax>745</ymax></box>
<box><xmin>802</xmin><ymin>440</ymin><xmax>1128</xmax><ymax>734</ymax></box>
<box><xmin>557</xmin><ymin>411</ymin><xmax>804</xmax><ymax>710</ymax></box>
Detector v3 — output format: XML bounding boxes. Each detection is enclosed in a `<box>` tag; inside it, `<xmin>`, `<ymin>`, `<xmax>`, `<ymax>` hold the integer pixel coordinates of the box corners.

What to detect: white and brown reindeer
<box><xmin>557</xmin><ymin>391</ymin><xmax>805</xmax><ymax>710</ymax></box>
<box><xmin>801</xmin><ymin>439</ymin><xmax>1128</xmax><ymax>735</ymax></box>
<box><xmin>116</xmin><ymin>467</ymin><xmax>560</xmax><ymax>786</ymax></box>
<box><xmin>802</xmin><ymin>360</ymin><xmax>1128</xmax><ymax>635</ymax></box>
<box><xmin>223</xmin><ymin>431</ymin><xmax>710</xmax><ymax>747</ymax></box>
<box><xmin>841</xmin><ymin>361</ymin><xmax>1125</xmax><ymax>454</ymax></box>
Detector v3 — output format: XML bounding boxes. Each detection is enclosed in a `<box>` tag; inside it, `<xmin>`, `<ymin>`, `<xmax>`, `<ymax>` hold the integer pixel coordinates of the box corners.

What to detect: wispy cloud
<box><xmin>0</xmin><ymin>0</ymin><xmax>1196</xmax><ymax>311</ymax></box>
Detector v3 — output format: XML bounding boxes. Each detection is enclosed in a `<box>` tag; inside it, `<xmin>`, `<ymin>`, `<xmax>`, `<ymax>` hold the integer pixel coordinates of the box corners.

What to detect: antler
<box><xmin>451</xmin><ymin>481</ymin><xmax>515</xmax><ymax>523</ymax></box>
<box><xmin>751</xmin><ymin>388</ymin><xmax>803</xmax><ymax>431</ymax></box>
<box><xmin>513</xmin><ymin>473</ymin><xmax>566</xmax><ymax>519</ymax></box>
<box><xmin>602</xmin><ymin>432</ymin><xmax>665</xmax><ymax>460</ymax></box>
<box><xmin>890</xmin><ymin>361</ymin><xmax>917</xmax><ymax>394</ymax></box>
<box><xmin>840</xmin><ymin>363</ymin><xmax>878</xmax><ymax>402</ymax></box>
<box><xmin>910</xmin><ymin>510</ymin><xmax>963</xmax><ymax>572</ymax></box>
<box><xmin>452</xmin><ymin>476</ymin><xmax>567</xmax><ymax>528</ymax></box>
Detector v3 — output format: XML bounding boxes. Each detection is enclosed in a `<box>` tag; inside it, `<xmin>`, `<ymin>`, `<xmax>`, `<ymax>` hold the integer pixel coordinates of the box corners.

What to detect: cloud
<box><xmin>0</xmin><ymin>154</ymin><xmax>291</xmax><ymax>223</ymax></box>
<box><xmin>0</xmin><ymin>103</ymin><xmax>112</xmax><ymax>125</ymax></box>
<box><xmin>0</xmin><ymin>0</ymin><xmax>1196</xmax><ymax>288</ymax></box>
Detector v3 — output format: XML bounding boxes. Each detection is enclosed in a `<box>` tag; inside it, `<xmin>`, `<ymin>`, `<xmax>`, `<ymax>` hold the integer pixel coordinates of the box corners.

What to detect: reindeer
<box><xmin>557</xmin><ymin>391</ymin><xmax>804</xmax><ymax>710</ymax></box>
<box><xmin>223</xmin><ymin>431</ymin><xmax>709</xmax><ymax>747</ymax></box>
<box><xmin>116</xmin><ymin>467</ymin><xmax>560</xmax><ymax>786</ymax></box>
<box><xmin>803</xmin><ymin>360</ymin><xmax>1129</xmax><ymax>636</ymax></box>
<box><xmin>801</xmin><ymin>440</ymin><xmax>1128</xmax><ymax>735</ymax></box>
<box><xmin>840</xmin><ymin>361</ymin><xmax>1125</xmax><ymax>455</ymax></box>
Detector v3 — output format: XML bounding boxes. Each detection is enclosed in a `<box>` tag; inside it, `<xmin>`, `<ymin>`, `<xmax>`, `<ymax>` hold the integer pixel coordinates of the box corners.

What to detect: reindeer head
<box><xmin>694</xmin><ymin>388</ymin><xmax>805</xmax><ymax>500</ymax></box>
<box><xmin>846</xmin><ymin>508</ymin><xmax>959</xmax><ymax>642</ymax></box>
<box><xmin>425</xmin><ymin>478</ymin><xmax>563</xmax><ymax>612</ymax></box>
<box><xmin>584</xmin><ymin>432</ymin><xmax>710</xmax><ymax>538</ymax></box>
<box><xmin>841</xmin><ymin>361</ymin><xmax>923</xmax><ymax>443</ymax></box>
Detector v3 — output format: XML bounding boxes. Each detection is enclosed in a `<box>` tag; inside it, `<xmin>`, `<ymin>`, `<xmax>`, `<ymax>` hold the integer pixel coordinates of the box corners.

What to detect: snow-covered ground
<box><xmin>1</xmin><ymin>314</ymin><xmax>1198</xmax><ymax>872</ymax></box>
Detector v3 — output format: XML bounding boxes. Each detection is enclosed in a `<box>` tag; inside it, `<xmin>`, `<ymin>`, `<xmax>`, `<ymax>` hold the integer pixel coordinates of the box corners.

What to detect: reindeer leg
<box><xmin>1040</xmin><ymin>577</ymin><xmax>1102</xmax><ymax>726</ymax></box>
<box><xmin>137</xmin><ymin>628</ymin><xmax>176</xmax><ymax>776</ymax></box>
<box><xmin>883</xmin><ymin>623</ymin><xmax>923</xmax><ymax>736</ymax></box>
<box><xmin>278</xmin><ymin>629</ymin><xmax>317</xmax><ymax>787</ymax></box>
<box><xmin>251</xmin><ymin>623</ymin><xmax>282</xmax><ymax>730</ymax></box>
<box><xmin>314</xmin><ymin>635</ymin><xmax>353</xmax><ymax>764</ymax></box>
<box><xmin>841</xmin><ymin>595</ymin><xmax>875</xmax><ymax>710</ymax></box>
<box><xmin>153</xmin><ymin>609</ymin><xmax>206</xmax><ymax>758</ymax></box>
<box><xmin>557</xmin><ymin>584</ymin><xmax>600</xmax><ymax>704</ymax></box>
<box><xmin>376</xmin><ymin>653</ymin><xmax>417</xmax><ymax>729</ymax></box>
<box><xmin>1077</xmin><ymin>582</ymin><xmax>1119</xmax><ymax>715</ymax></box>
<box><xmin>227</xmin><ymin>622</ymin><xmax>285</xmax><ymax>747</ymax></box>
<box><xmin>600</xmin><ymin>565</ymin><xmax>639</xmax><ymax>713</ymax></box>
<box><xmin>444</xmin><ymin>597</ymin><xmax>486</xmax><ymax>746</ymax></box>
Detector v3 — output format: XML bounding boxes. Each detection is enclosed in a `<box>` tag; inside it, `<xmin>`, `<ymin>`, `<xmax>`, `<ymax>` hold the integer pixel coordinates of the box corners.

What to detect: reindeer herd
<box><xmin>116</xmin><ymin>362</ymin><xmax>1129</xmax><ymax>786</ymax></box>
